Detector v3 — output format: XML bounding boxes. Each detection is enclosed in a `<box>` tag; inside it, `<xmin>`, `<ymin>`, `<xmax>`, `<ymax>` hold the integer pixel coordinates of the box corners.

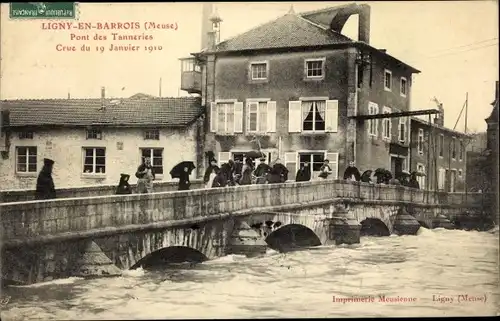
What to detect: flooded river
<box><xmin>1</xmin><ymin>227</ymin><xmax>498</xmax><ymax>319</ymax></box>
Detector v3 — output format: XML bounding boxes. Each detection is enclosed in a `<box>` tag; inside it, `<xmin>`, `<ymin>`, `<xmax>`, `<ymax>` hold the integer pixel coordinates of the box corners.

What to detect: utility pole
<box><xmin>159</xmin><ymin>78</ymin><xmax>162</xmax><ymax>97</ymax></box>
<box><xmin>464</xmin><ymin>92</ymin><xmax>468</xmax><ymax>205</ymax></box>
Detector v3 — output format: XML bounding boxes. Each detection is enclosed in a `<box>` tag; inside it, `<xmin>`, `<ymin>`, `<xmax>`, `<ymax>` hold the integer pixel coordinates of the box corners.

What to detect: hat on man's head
<box><xmin>43</xmin><ymin>158</ymin><xmax>54</xmax><ymax>166</ymax></box>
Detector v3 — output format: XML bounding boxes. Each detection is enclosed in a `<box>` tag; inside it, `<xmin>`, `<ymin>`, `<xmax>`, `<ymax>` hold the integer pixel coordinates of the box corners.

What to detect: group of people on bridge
<box><xmin>32</xmin><ymin>154</ymin><xmax>422</xmax><ymax>202</ymax></box>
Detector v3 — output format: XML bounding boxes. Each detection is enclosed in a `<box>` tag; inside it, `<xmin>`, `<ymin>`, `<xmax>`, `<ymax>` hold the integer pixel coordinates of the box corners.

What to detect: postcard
<box><xmin>0</xmin><ymin>1</ymin><xmax>498</xmax><ymax>319</ymax></box>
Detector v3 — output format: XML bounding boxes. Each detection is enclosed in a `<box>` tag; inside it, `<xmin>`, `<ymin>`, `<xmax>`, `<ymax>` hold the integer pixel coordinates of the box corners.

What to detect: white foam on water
<box><xmin>122</xmin><ymin>267</ymin><xmax>145</xmax><ymax>278</ymax></box>
<box><xmin>416</xmin><ymin>226</ymin><xmax>432</xmax><ymax>236</ymax></box>
<box><xmin>205</xmin><ymin>254</ymin><xmax>248</xmax><ymax>264</ymax></box>
<box><xmin>9</xmin><ymin>276</ymin><xmax>84</xmax><ymax>288</ymax></box>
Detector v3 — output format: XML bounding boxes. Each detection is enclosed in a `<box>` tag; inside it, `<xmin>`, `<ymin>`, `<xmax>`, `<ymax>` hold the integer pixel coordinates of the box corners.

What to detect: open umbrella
<box><xmin>361</xmin><ymin>170</ymin><xmax>373</xmax><ymax>182</ymax></box>
<box><xmin>374</xmin><ymin>168</ymin><xmax>387</xmax><ymax>177</ymax></box>
<box><xmin>245</xmin><ymin>150</ymin><xmax>264</xmax><ymax>159</ymax></box>
<box><xmin>170</xmin><ymin>161</ymin><xmax>196</xmax><ymax>179</ymax></box>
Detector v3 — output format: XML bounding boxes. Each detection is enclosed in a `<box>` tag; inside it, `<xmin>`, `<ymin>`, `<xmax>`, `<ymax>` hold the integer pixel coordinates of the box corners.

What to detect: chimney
<box><xmin>201</xmin><ymin>3</ymin><xmax>213</xmax><ymax>50</ymax></box>
<box><xmin>434</xmin><ymin>103</ymin><xmax>444</xmax><ymax>126</ymax></box>
<box><xmin>101</xmin><ymin>87</ymin><xmax>105</xmax><ymax>99</ymax></box>
<box><xmin>358</xmin><ymin>4</ymin><xmax>371</xmax><ymax>44</ymax></box>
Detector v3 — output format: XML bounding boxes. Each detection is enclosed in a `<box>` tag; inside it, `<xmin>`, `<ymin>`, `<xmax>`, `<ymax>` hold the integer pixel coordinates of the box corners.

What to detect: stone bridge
<box><xmin>0</xmin><ymin>179</ymin><xmax>494</xmax><ymax>285</ymax></box>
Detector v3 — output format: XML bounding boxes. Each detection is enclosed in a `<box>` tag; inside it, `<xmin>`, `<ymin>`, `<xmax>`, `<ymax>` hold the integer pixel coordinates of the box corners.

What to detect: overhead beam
<box><xmin>350</xmin><ymin>109</ymin><xmax>440</xmax><ymax>120</ymax></box>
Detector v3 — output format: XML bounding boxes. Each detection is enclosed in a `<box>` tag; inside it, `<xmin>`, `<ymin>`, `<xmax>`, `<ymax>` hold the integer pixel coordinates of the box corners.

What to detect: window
<box><xmin>384</xmin><ymin>69</ymin><xmax>392</xmax><ymax>91</ymax></box>
<box><xmin>416</xmin><ymin>163</ymin><xmax>426</xmax><ymax>188</ymax></box>
<box><xmin>210</xmin><ymin>101</ymin><xmax>244</xmax><ymax>134</ymax></box>
<box><xmin>16</xmin><ymin>146</ymin><xmax>37</xmax><ymax>173</ymax></box>
<box><xmin>459</xmin><ymin>139</ymin><xmax>463</xmax><ymax>161</ymax></box>
<box><xmin>296</xmin><ymin>151</ymin><xmax>339</xmax><ymax>180</ymax></box>
<box><xmin>438</xmin><ymin>168</ymin><xmax>446</xmax><ymax>191</ymax></box>
<box><xmin>382</xmin><ymin>106</ymin><xmax>392</xmax><ymax>140</ymax></box>
<box><xmin>250</xmin><ymin>62</ymin><xmax>267</xmax><ymax>80</ymax></box>
<box><xmin>140</xmin><ymin>148</ymin><xmax>163</xmax><ymax>175</ymax></box>
<box><xmin>398</xmin><ymin>117</ymin><xmax>407</xmax><ymax>143</ymax></box>
<box><xmin>18</xmin><ymin>131</ymin><xmax>33</xmax><ymax>139</ymax></box>
<box><xmin>86</xmin><ymin>129</ymin><xmax>102</xmax><ymax>140</ymax></box>
<box><xmin>217</xmin><ymin>102</ymin><xmax>235</xmax><ymax>133</ymax></box>
<box><xmin>144</xmin><ymin>129</ymin><xmax>160</xmax><ymax>140</ymax></box>
<box><xmin>305</xmin><ymin>58</ymin><xmax>325</xmax><ymax>79</ymax></box>
<box><xmin>83</xmin><ymin>147</ymin><xmax>106</xmax><ymax>174</ymax></box>
<box><xmin>368</xmin><ymin>102</ymin><xmax>379</xmax><ymax>136</ymax></box>
<box><xmin>248</xmin><ymin>101</ymin><xmax>267</xmax><ymax>133</ymax></box>
<box><xmin>288</xmin><ymin>99</ymin><xmax>338</xmax><ymax>133</ymax></box>
<box><xmin>439</xmin><ymin>134</ymin><xmax>444</xmax><ymax>157</ymax></box>
<box><xmin>458</xmin><ymin>169</ymin><xmax>463</xmax><ymax>177</ymax></box>
<box><xmin>400</xmin><ymin>77</ymin><xmax>407</xmax><ymax>97</ymax></box>
<box><xmin>451</xmin><ymin>137</ymin><xmax>456</xmax><ymax>159</ymax></box>
<box><xmin>302</xmin><ymin>101</ymin><xmax>326</xmax><ymax>131</ymax></box>
<box><xmin>418</xmin><ymin>128</ymin><xmax>424</xmax><ymax>154</ymax></box>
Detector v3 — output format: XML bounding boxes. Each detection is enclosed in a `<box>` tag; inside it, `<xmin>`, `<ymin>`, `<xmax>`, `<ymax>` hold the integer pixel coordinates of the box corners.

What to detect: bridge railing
<box><xmin>0</xmin><ymin>179</ymin><xmax>205</xmax><ymax>203</ymax></box>
<box><xmin>0</xmin><ymin>179</ymin><xmax>491</xmax><ymax>245</ymax></box>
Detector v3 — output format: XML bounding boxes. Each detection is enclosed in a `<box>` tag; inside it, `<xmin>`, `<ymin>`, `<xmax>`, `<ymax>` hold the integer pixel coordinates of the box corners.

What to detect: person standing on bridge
<box><xmin>204</xmin><ymin>158</ymin><xmax>219</xmax><ymax>189</ymax></box>
<box><xmin>116</xmin><ymin>173</ymin><xmax>132</xmax><ymax>195</ymax></box>
<box><xmin>296</xmin><ymin>162</ymin><xmax>311</xmax><ymax>182</ymax></box>
<box><xmin>136</xmin><ymin>157</ymin><xmax>155</xmax><ymax>193</ymax></box>
<box><xmin>178</xmin><ymin>166</ymin><xmax>191</xmax><ymax>190</ymax></box>
<box><xmin>35</xmin><ymin>158</ymin><xmax>56</xmax><ymax>200</ymax></box>
<box><xmin>343</xmin><ymin>161</ymin><xmax>361</xmax><ymax>181</ymax></box>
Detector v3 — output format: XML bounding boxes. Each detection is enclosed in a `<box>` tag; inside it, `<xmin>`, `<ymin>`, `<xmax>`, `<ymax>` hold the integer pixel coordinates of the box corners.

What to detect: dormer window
<box><xmin>18</xmin><ymin>131</ymin><xmax>33</xmax><ymax>139</ymax></box>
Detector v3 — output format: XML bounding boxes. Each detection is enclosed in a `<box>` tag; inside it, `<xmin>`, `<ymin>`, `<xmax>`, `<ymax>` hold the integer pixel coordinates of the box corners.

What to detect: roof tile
<box><xmin>1</xmin><ymin>97</ymin><xmax>203</xmax><ymax>127</ymax></box>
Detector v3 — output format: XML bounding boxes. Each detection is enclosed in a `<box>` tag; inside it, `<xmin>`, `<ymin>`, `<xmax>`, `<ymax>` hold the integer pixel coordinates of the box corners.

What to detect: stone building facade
<box><xmin>183</xmin><ymin>3</ymin><xmax>420</xmax><ymax>180</ymax></box>
<box><xmin>0</xmin><ymin>96</ymin><xmax>203</xmax><ymax>190</ymax></box>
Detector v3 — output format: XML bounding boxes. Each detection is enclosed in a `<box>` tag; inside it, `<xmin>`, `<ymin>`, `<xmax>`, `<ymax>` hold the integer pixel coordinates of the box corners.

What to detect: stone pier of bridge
<box><xmin>0</xmin><ymin>179</ymin><xmax>494</xmax><ymax>285</ymax></box>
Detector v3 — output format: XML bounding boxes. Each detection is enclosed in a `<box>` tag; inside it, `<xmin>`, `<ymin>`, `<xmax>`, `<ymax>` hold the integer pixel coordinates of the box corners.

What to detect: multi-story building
<box><xmin>409</xmin><ymin>109</ymin><xmax>470</xmax><ymax>192</ymax></box>
<box><xmin>0</xmin><ymin>92</ymin><xmax>203</xmax><ymax>189</ymax></box>
<box><xmin>181</xmin><ymin>3</ymin><xmax>421</xmax><ymax>179</ymax></box>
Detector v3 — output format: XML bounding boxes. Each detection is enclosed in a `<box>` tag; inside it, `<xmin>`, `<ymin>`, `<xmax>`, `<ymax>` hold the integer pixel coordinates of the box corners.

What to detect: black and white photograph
<box><xmin>0</xmin><ymin>1</ymin><xmax>498</xmax><ymax>319</ymax></box>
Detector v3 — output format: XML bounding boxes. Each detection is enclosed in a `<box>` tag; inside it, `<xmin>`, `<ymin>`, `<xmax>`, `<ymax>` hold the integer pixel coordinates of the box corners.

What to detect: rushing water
<box><xmin>1</xmin><ymin>227</ymin><xmax>499</xmax><ymax>319</ymax></box>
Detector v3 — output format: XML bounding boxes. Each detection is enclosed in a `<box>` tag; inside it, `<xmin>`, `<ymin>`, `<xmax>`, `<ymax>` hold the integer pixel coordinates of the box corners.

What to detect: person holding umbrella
<box><xmin>116</xmin><ymin>173</ymin><xmax>132</xmax><ymax>195</ymax></box>
<box><xmin>360</xmin><ymin>170</ymin><xmax>373</xmax><ymax>183</ymax></box>
<box><xmin>136</xmin><ymin>157</ymin><xmax>155</xmax><ymax>193</ymax></box>
<box><xmin>170</xmin><ymin>161</ymin><xmax>196</xmax><ymax>191</ymax></box>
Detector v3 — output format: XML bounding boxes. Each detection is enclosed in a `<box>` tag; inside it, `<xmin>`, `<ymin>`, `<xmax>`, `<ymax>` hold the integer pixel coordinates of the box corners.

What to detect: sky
<box><xmin>0</xmin><ymin>1</ymin><xmax>498</xmax><ymax>132</ymax></box>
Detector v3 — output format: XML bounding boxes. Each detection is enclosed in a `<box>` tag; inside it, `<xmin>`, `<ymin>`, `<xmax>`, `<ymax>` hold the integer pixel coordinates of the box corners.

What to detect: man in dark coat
<box><xmin>254</xmin><ymin>157</ymin><xmax>271</xmax><ymax>184</ymax></box>
<box><xmin>408</xmin><ymin>173</ymin><xmax>420</xmax><ymax>189</ymax></box>
<box><xmin>35</xmin><ymin>158</ymin><xmax>56</xmax><ymax>200</ymax></box>
<box><xmin>343</xmin><ymin>161</ymin><xmax>361</xmax><ymax>181</ymax></box>
<box><xmin>116</xmin><ymin>174</ymin><xmax>132</xmax><ymax>195</ymax></box>
<box><xmin>296</xmin><ymin>162</ymin><xmax>311</xmax><ymax>182</ymax></box>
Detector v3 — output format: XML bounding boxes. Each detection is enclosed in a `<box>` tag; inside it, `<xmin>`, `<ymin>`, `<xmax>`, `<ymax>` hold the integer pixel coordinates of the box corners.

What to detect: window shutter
<box><xmin>267</xmin><ymin>101</ymin><xmax>277</xmax><ymax>133</ymax></box>
<box><xmin>210</xmin><ymin>102</ymin><xmax>217</xmax><ymax>133</ymax></box>
<box><xmin>284</xmin><ymin>152</ymin><xmax>297</xmax><ymax>179</ymax></box>
<box><xmin>234</xmin><ymin>102</ymin><xmax>243</xmax><ymax>133</ymax></box>
<box><xmin>288</xmin><ymin>101</ymin><xmax>302</xmax><ymax>133</ymax></box>
<box><xmin>325</xmin><ymin>100</ymin><xmax>339</xmax><ymax>132</ymax></box>
<box><xmin>218</xmin><ymin>152</ymin><xmax>231</xmax><ymax>167</ymax></box>
<box><xmin>325</xmin><ymin>152</ymin><xmax>339</xmax><ymax>179</ymax></box>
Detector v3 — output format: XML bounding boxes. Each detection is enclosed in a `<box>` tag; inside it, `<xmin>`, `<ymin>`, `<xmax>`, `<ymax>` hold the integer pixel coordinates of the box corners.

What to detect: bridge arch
<box><xmin>130</xmin><ymin>246</ymin><xmax>209</xmax><ymax>270</ymax></box>
<box><xmin>265</xmin><ymin>224</ymin><xmax>321</xmax><ymax>252</ymax></box>
<box><xmin>360</xmin><ymin>218</ymin><xmax>390</xmax><ymax>237</ymax></box>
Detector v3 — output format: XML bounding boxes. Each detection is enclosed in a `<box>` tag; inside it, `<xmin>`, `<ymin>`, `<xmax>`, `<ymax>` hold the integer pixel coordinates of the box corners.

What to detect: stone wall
<box><xmin>1</xmin><ymin>179</ymin><xmax>490</xmax><ymax>249</ymax></box>
<box><xmin>0</xmin><ymin>179</ymin><xmax>204</xmax><ymax>203</ymax></box>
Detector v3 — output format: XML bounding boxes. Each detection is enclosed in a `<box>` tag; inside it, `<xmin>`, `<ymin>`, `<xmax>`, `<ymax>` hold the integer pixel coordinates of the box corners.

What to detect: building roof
<box><xmin>0</xmin><ymin>97</ymin><xmax>203</xmax><ymax>128</ymax></box>
<box><xmin>198</xmin><ymin>4</ymin><xmax>420</xmax><ymax>73</ymax></box>
<box><xmin>410</xmin><ymin>117</ymin><xmax>472</xmax><ymax>138</ymax></box>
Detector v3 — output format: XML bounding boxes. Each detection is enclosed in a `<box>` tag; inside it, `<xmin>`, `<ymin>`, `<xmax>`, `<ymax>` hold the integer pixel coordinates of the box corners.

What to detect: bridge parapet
<box><xmin>0</xmin><ymin>179</ymin><xmax>490</xmax><ymax>248</ymax></box>
<box><xmin>0</xmin><ymin>179</ymin><xmax>205</xmax><ymax>203</ymax></box>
